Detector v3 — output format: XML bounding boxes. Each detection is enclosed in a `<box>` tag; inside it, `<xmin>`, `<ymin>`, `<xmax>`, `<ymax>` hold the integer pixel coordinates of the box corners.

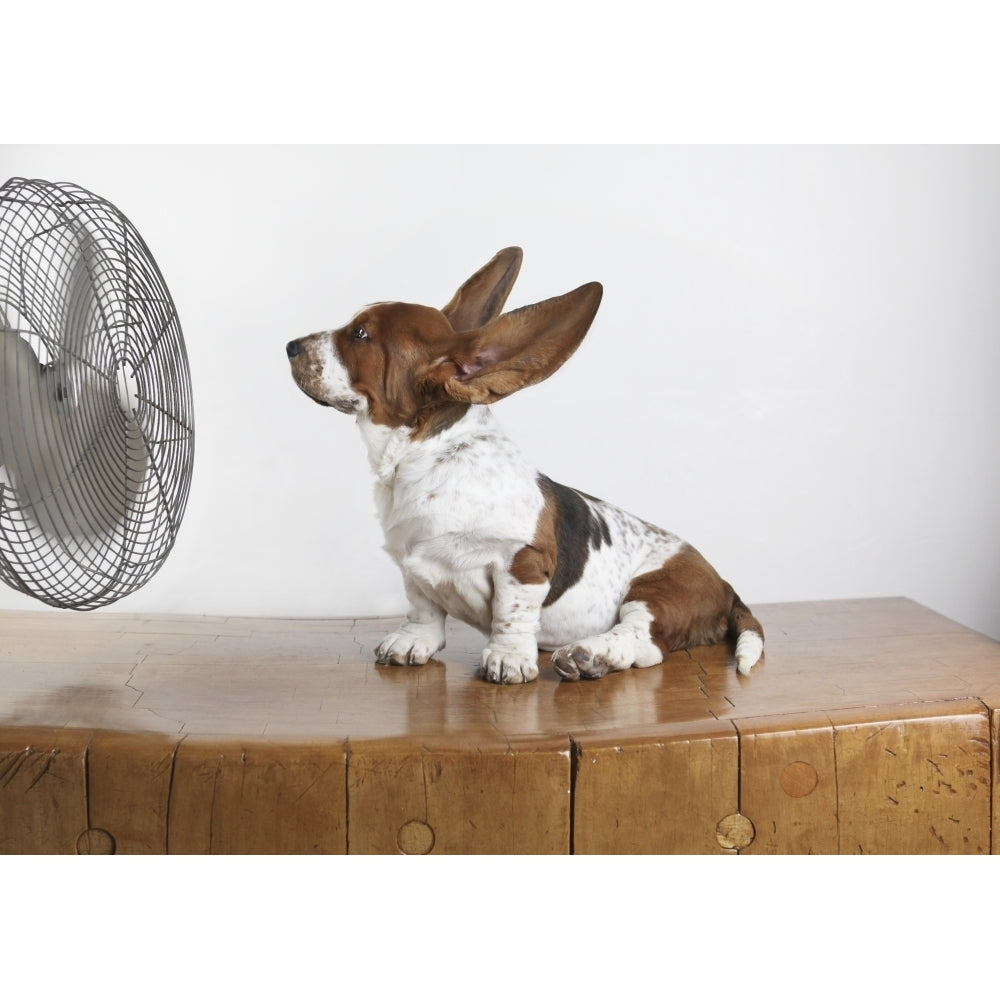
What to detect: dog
<box><xmin>286</xmin><ymin>248</ymin><xmax>763</xmax><ymax>684</ymax></box>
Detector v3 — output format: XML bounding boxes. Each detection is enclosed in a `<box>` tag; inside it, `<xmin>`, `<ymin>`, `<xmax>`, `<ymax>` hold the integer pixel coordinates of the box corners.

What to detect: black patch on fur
<box><xmin>538</xmin><ymin>474</ymin><xmax>612</xmax><ymax>606</ymax></box>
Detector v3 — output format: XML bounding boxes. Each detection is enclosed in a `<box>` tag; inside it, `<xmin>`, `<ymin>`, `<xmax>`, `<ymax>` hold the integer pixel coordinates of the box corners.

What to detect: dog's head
<box><xmin>286</xmin><ymin>248</ymin><xmax>602</xmax><ymax>436</ymax></box>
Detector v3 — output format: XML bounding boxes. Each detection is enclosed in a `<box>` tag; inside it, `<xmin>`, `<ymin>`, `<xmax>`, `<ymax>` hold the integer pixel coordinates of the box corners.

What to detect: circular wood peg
<box><xmin>397</xmin><ymin>819</ymin><xmax>435</xmax><ymax>855</ymax></box>
<box><xmin>780</xmin><ymin>760</ymin><xmax>819</xmax><ymax>797</ymax></box>
<box><xmin>76</xmin><ymin>828</ymin><xmax>116</xmax><ymax>854</ymax></box>
<box><xmin>715</xmin><ymin>813</ymin><xmax>755</xmax><ymax>850</ymax></box>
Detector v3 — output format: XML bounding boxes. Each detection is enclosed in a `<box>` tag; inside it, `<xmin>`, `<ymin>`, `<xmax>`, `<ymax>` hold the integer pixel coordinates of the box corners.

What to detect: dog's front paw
<box><xmin>480</xmin><ymin>637</ymin><xmax>539</xmax><ymax>685</ymax></box>
<box><xmin>375</xmin><ymin>626</ymin><xmax>445</xmax><ymax>666</ymax></box>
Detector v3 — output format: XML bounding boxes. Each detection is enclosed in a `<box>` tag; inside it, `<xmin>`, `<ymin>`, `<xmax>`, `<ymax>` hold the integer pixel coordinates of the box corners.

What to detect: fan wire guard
<box><xmin>0</xmin><ymin>178</ymin><xmax>194</xmax><ymax>609</ymax></box>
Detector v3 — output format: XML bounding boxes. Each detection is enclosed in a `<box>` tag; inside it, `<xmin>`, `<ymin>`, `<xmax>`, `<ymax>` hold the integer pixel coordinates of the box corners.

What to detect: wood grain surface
<box><xmin>1</xmin><ymin>597</ymin><xmax>998</xmax><ymax>853</ymax></box>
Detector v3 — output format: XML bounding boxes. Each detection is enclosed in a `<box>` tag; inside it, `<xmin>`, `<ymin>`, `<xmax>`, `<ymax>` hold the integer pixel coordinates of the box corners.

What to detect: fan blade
<box><xmin>2</xmin><ymin>224</ymin><xmax>151</xmax><ymax>544</ymax></box>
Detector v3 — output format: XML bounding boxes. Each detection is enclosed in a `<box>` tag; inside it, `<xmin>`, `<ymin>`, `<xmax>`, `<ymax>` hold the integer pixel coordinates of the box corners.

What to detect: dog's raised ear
<box><xmin>441</xmin><ymin>247</ymin><xmax>523</xmax><ymax>332</ymax></box>
<box><xmin>427</xmin><ymin>281</ymin><xmax>603</xmax><ymax>405</ymax></box>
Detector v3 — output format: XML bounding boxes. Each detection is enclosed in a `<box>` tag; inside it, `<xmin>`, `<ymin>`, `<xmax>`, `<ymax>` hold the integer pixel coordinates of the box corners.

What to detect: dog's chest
<box><xmin>363</xmin><ymin>411</ymin><xmax>543</xmax><ymax>571</ymax></box>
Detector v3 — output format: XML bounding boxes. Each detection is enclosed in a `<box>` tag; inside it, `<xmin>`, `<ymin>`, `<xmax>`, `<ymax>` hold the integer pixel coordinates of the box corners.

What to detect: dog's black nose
<box><xmin>286</xmin><ymin>340</ymin><xmax>302</xmax><ymax>359</ymax></box>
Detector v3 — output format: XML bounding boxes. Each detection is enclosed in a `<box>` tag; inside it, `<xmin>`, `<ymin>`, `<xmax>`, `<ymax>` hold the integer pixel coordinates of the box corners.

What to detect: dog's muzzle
<box><xmin>286</xmin><ymin>337</ymin><xmax>362</xmax><ymax>413</ymax></box>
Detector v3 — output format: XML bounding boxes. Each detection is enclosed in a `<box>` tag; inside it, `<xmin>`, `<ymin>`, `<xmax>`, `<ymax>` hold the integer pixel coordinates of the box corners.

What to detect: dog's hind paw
<box><xmin>551</xmin><ymin>641</ymin><xmax>625</xmax><ymax>680</ymax></box>
<box><xmin>375</xmin><ymin>627</ymin><xmax>445</xmax><ymax>666</ymax></box>
<box><xmin>551</xmin><ymin>627</ymin><xmax>657</xmax><ymax>681</ymax></box>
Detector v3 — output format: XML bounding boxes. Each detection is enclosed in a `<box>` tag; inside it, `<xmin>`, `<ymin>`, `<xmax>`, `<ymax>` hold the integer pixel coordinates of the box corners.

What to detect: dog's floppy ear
<box><xmin>441</xmin><ymin>247</ymin><xmax>523</xmax><ymax>332</ymax></box>
<box><xmin>429</xmin><ymin>281</ymin><xmax>603</xmax><ymax>405</ymax></box>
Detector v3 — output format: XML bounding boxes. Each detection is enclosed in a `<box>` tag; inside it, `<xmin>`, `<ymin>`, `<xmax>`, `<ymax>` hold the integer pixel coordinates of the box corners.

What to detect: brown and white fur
<box><xmin>286</xmin><ymin>248</ymin><xmax>763</xmax><ymax>684</ymax></box>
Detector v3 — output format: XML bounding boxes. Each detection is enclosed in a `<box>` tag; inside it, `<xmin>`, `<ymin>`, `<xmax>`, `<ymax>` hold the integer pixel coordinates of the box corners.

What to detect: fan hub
<box><xmin>116</xmin><ymin>361</ymin><xmax>140</xmax><ymax>419</ymax></box>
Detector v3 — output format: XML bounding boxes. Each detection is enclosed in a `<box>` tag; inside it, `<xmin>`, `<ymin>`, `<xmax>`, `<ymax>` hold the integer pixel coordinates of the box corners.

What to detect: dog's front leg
<box><xmin>480</xmin><ymin>568</ymin><xmax>546</xmax><ymax>685</ymax></box>
<box><xmin>374</xmin><ymin>576</ymin><xmax>447</xmax><ymax>666</ymax></box>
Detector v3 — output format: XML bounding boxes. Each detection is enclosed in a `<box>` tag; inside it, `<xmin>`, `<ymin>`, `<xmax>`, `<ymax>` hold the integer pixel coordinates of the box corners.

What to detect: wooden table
<box><xmin>1</xmin><ymin>597</ymin><xmax>998</xmax><ymax>854</ymax></box>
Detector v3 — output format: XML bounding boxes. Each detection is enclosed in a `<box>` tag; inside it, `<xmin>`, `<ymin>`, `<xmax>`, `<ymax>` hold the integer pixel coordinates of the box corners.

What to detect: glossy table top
<box><xmin>2</xmin><ymin>597</ymin><xmax>999</xmax><ymax>745</ymax></box>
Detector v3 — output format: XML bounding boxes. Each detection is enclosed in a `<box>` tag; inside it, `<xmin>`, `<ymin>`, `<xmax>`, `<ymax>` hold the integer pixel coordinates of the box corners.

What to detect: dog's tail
<box><xmin>728</xmin><ymin>593</ymin><xmax>764</xmax><ymax>676</ymax></box>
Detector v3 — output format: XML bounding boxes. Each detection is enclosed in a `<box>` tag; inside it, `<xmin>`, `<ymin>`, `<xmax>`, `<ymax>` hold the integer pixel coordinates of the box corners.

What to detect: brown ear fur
<box><xmin>432</xmin><ymin>281</ymin><xmax>603</xmax><ymax>405</ymax></box>
<box><xmin>441</xmin><ymin>247</ymin><xmax>523</xmax><ymax>332</ymax></box>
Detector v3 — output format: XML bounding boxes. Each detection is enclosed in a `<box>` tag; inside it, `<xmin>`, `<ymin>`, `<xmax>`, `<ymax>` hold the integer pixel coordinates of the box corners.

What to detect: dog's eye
<box><xmin>351</xmin><ymin>326</ymin><xmax>370</xmax><ymax>342</ymax></box>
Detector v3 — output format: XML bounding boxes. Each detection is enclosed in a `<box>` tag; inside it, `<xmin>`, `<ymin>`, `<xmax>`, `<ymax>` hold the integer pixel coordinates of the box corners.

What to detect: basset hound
<box><xmin>286</xmin><ymin>248</ymin><xmax>763</xmax><ymax>684</ymax></box>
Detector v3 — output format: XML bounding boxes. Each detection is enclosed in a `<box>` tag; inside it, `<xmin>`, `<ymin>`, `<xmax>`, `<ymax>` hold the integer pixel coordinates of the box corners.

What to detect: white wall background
<box><xmin>1</xmin><ymin>145</ymin><xmax>998</xmax><ymax>640</ymax></box>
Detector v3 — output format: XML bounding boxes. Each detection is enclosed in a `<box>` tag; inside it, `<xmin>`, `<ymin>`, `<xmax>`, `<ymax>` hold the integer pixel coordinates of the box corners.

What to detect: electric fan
<box><xmin>0</xmin><ymin>177</ymin><xmax>194</xmax><ymax>610</ymax></box>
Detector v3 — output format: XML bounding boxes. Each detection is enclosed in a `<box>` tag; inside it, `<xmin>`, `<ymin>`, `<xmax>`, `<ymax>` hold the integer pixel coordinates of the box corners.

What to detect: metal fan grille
<box><xmin>0</xmin><ymin>178</ymin><xmax>194</xmax><ymax>609</ymax></box>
